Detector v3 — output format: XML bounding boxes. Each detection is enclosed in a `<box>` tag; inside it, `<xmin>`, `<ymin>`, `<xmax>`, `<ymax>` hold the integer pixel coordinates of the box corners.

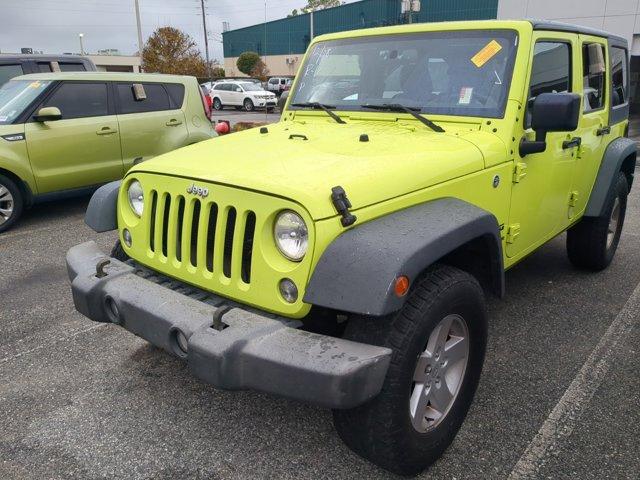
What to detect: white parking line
<box><xmin>508</xmin><ymin>280</ymin><xmax>640</xmax><ymax>479</ymax></box>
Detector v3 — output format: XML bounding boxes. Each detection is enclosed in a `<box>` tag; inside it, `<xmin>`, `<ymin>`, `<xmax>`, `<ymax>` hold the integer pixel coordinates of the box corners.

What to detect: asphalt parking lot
<box><xmin>211</xmin><ymin>109</ymin><xmax>281</xmax><ymax>127</ymax></box>
<box><xmin>0</xmin><ymin>178</ymin><xmax>639</xmax><ymax>479</ymax></box>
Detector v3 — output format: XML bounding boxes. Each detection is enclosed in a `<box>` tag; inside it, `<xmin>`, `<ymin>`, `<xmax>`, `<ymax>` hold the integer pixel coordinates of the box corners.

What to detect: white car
<box><xmin>210</xmin><ymin>80</ymin><xmax>277</xmax><ymax>111</ymax></box>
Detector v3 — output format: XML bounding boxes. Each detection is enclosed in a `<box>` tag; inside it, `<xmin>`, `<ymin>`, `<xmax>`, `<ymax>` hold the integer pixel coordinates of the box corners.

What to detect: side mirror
<box><xmin>520</xmin><ymin>92</ymin><xmax>581</xmax><ymax>156</ymax></box>
<box><xmin>34</xmin><ymin>106</ymin><xmax>62</xmax><ymax>122</ymax></box>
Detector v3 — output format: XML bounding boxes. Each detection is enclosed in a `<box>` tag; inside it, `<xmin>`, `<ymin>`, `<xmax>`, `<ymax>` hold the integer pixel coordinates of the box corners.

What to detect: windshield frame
<box><xmin>0</xmin><ymin>79</ymin><xmax>55</xmax><ymax>125</ymax></box>
<box><xmin>289</xmin><ymin>28</ymin><xmax>520</xmax><ymax>120</ymax></box>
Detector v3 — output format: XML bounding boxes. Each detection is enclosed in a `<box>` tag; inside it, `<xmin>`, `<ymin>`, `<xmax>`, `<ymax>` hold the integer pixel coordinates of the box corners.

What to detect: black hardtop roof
<box><xmin>529</xmin><ymin>20</ymin><xmax>628</xmax><ymax>46</ymax></box>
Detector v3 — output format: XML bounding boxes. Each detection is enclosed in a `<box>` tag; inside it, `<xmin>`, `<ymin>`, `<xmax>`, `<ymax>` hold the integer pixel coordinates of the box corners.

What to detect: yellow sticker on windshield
<box><xmin>29</xmin><ymin>81</ymin><xmax>41</xmax><ymax>89</ymax></box>
<box><xmin>471</xmin><ymin>40</ymin><xmax>502</xmax><ymax>68</ymax></box>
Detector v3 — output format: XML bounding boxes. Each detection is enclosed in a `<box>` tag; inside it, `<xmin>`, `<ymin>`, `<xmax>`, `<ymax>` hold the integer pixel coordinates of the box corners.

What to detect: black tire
<box><xmin>243</xmin><ymin>98</ymin><xmax>254</xmax><ymax>112</ymax></box>
<box><xmin>0</xmin><ymin>174</ymin><xmax>24</xmax><ymax>234</ymax></box>
<box><xmin>333</xmin><ymin>264</ymin><xmax>487</xmax><ymax>476</ymax></box>
<box><xmin>110</xmin><ymin>240</ymin><xmax>130</xmax><ymax>262</ymax></box>
<box><xmin>212</xmin><ymin>97</ymin><xmax>223</xmax><ymax>111</ymax></box>
<box><xmin>567</xmin><ymin>172</ymin><xmax>628</xmax><ymax>271</ymax></box>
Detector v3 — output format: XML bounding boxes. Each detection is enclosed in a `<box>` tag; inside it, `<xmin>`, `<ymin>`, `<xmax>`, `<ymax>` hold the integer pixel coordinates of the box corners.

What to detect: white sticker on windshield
<box><xmin>0</xmin><ymin>116</ymin><xmax>8</xmax><ymax>122</ymax></box>
<box><xmin>459</xmin><ymin>87</ymin><xmax>473</xmax><ymax>104</ymax></box>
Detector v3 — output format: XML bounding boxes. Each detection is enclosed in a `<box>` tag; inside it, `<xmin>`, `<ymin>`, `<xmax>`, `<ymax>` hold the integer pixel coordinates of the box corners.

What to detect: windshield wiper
<box><xmin>290</xmin><ymin>102</ymin><xmax>346</xmax><ymax>124</ymax></box>
<box><xmin>361</xmin><ymin>103</ymin><xmax>444</xmax><ymax>133</ymax></box>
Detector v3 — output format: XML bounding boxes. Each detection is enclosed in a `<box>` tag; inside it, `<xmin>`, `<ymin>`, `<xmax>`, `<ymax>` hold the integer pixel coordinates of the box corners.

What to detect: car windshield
<box><xmin>291</xmin><ymin>30</ymin><xmax>518</xmax><ymax>118</ymax></box>
<box><xmin>0</xmin><ymin>80</ymin><xmax>52</xmax><ymax>124</ymax></box>
<box><xmin>241</xmin><ymin>83</ymin><xmax>263</xmax><ymax>91</ymax></box>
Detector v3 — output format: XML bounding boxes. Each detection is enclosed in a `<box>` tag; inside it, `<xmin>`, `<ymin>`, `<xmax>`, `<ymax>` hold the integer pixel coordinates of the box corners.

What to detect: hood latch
<box><xmin>331</xmin><ymin>186</ymin><xmax>357</xmax><ymax>227</ymax></box>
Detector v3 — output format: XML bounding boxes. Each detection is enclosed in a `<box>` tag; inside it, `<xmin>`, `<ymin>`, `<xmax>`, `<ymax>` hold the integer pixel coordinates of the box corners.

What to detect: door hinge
<box><xmin>506</xmin><ymin>224</ymin><xmax>521</xmax><ymax>244</ymax></box>
<box><xmin>568</xmin><ymin>191</ymin><xmax>579</xmax><ymax>207</ymax></box>
<box><xmin>513</xmin><ymin>162</ymin><xmax>527</xmax><ymax>183</ymax></box>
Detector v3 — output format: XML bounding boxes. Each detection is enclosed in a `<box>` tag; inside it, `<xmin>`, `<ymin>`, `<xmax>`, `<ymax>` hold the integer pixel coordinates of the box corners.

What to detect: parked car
<box><xmin>210</xmin><ymin>80</ymin><xmax>277</xmax><ymax>111</ymax></box>
<box><xmin>200</xmin><ymin>84</ymin><xmax>213</xmax><ymax>111</ymax></box>
<box><xmin>0</xmin><ymin>72</ymin><xmax>216</xmax><ymax>232</ymax></box>
<box><xmin>68</xmin><ymin>20</ymin><xmax>634</xmax><ymax>476</ymax></box>
<box><xmin>266</xmin><ymin>76</ymin><xmax>293</xmax><ymax>95</ymax></box>
<box><xmin>0</xmin><ymin>54</ymin><xmax>95</xmax><ymax>86</ymax></box>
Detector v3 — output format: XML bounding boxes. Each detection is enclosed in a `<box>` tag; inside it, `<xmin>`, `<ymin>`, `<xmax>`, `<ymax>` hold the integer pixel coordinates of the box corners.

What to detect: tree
<box><xmin>290</xmin><ymin>0</ymin><xmax>343</xmax><ymax>16</ymax></box>
<box><xmin>236</xmin><ymin>51</ymin><xmax>261</xmax><ymax>76</ymax></box>
<box><xmin>142</xmin><ymin>27</ymin><xmax>207</xmax><ymax>77</ymax></box>
<box><xmin>211</xmin><ymin>66</ymin><xmax>225</xmax><ymax>79</ymax></box>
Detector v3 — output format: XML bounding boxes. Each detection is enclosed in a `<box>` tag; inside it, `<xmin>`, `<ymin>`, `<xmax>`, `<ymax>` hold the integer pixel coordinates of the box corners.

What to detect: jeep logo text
<box><xmin>187</xmin><ymin>184</ymin><xmax>209</xmax><ymax>198</ymax></box>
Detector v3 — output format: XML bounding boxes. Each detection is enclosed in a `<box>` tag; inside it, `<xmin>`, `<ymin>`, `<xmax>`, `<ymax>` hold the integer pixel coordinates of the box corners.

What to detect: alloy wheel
<box><xmin>409</xmin><ymin>314</ymin><xmax>469</xmax><ymax>433</ymax></box>
<box><xmin>0</xmin><ymin>184</ymin><xmax>14</xmax><ymax>226</ymax></box>
<box><xmin>607</xmin><ymin>197</ymin><xmax>621</xmax><ymax>250</ymax></box>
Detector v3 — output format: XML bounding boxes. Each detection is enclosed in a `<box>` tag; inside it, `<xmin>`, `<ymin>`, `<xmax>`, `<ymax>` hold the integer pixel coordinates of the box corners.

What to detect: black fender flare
<box><xmin>303</xmin><ymin>198</ymin><xmax>504</xmax><ymax>316</ymax></box>
<box><xmin>85</xmin><ymin>180</ymin><xmax>121</xmax><ymax>232</ymax></box>
<box><xmin>585</xmin><ymin>137</ymin><xmax>636</xmax><ymax>218</ymax></box>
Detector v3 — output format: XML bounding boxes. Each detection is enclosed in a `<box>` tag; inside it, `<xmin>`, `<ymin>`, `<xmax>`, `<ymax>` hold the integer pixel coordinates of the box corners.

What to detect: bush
<box><xmin>236</xmin><ymin>52</ymin><xmax>261</xmax><ymax>76</ymax></box>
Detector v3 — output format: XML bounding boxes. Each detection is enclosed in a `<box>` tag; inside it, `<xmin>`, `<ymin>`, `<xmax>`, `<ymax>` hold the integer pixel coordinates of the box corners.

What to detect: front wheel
<box><xmin>567</xmin><ymin>172</ymin><xmax>628</xmax><ymax>271</ymax></box>
<box><xmin>243</xmin><ymin>98</ymin><xmax>254</xmax><ymax>112</ymax></box>
<box><xmin>0</xmin><ymin>174</ymin><xmax>24</xmax><ymax>234</ymax></box>
<box><xmin>333</xmin><ymin>265</ymin><xmax>487</xmax><ymax>476</ymax></box>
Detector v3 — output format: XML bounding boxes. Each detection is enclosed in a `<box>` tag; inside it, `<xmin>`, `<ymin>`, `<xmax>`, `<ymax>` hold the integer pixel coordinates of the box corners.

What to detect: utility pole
<box><xmin>78</xmin><ymin>33</ymin><xmax>85</xmax><ymax>55</ymax></box>
<box><xmin>134</xmin><ymin>0</ymin><xmax>144</xmax><ymax>64</ymax></box>
<box><xmin>200</xmin><ymin>0</ymin><xmax>211</xmax><ymax>82</ymax></box>
<box><xmin>310</xmin><ymin>10</ymin><xmax>314</xmax><ymax>40</ymax></box>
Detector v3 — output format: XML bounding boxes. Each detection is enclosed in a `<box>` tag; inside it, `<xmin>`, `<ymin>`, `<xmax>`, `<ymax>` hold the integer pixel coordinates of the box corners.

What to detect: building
<box><xmin>497</xmin><ymin>0</ymin><xmax>640</xmax><ymax>113</ymax></box>
<box><xmin>87</xmin><ymin>54</ymin><xmax>141</xmax><ymax>73</ymax></box>
<box><xmin>222</xmin><ymin>0</ymin><xmax>498</xmax><ymax>76</ymax></box>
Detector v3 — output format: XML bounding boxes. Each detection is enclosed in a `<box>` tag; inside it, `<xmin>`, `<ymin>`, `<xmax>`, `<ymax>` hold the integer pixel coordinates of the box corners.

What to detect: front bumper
<box><xmin>67</xmin><ymin>241</ymin><xmax>391</xmax><ymax>409</ymax></box>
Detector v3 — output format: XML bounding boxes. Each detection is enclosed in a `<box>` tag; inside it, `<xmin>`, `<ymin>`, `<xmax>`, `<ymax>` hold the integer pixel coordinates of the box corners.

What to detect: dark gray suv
<box><xmin>0</xmin><ymin>54</ymin><xmax>96</xmax><ymax>85</ymax></box>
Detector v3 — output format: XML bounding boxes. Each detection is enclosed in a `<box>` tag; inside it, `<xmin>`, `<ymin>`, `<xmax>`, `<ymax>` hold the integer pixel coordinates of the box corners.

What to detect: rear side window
<box><xmin>165</xmin><ymin>83</ymin><xmax>185</xmax><ymax>108</ymax></box>
<box><xmin>611</xmin><ymin>46</ymin><xmax>628</xmax><ymax>107</ymax></box>
<box><xmin>526</xmin><ymin>41</ymin><xmax>571</xmax><ymax>127</ymax></box>
<box><xmin>59</xmin><ymin>62</ymin><xmax>87</xmax><ymax>72</ymax></box>
<box><xmin>582</xmin><ymin>43</ymin><xmax>606</xmax><ymax>112</ymax></box>
<box><xmin>44</xmin><ymin>82</ymin><xmax>108</xmax><ymax>119</ymax></box>
<box><xmin>36</xmin><ymin>62</ymin><xmax>53</xmax><ymax>73</ymax></box>
<box><xmin>117</xmin><ymin>83</ymin><xmax>171</xmax><ymax>114</ymax></box>
<box><xmin>0</xmin><ymin>64</ymin><xmax>24</xmax><ymax>85</ymax></box>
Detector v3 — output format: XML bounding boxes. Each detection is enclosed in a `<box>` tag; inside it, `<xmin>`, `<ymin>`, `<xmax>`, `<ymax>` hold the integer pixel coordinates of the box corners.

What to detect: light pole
<box><xmin>78</xmin><ymin>33</ymin><xmax>85</xmax><ymax>55</ymax></box>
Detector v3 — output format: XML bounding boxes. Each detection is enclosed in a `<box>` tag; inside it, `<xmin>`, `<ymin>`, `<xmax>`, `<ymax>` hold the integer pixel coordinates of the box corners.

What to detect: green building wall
<box><xmin>222</xmin><ymin>0</ymin><xmax>498</xmax><ymax>58</ymax></box>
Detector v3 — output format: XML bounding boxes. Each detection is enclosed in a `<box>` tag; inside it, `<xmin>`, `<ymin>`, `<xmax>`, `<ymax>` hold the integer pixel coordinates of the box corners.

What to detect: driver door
<box><xmin>24</xmin><ymin>81</ymin><xmax>122</xmax><ymax>194</ymax></box>
<box><xmin>506</xmin><ymin>32</ymin><xmax>580</xmax><ymax>259</ymax></box>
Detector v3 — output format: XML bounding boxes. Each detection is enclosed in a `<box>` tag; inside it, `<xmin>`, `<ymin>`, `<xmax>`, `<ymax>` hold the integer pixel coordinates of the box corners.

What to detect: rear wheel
<box><xmin>567</xmin><ymin>172</ymin><xmax>628</xmax><ymax>271</ymax></box>
<box><xmin>212</xmin><ymin>97</ymin><xmax>223</xmax><ymax>110</ymax></box>
<box><xmin>243</xmin><ymin>98</ymin><xmax>255</xmax><ymax>112</ymax></box>
<box><xmin>332</xmin><ymin>265</ymin><xmax>487</xmax><ymax>476</ymax></box>
<box><xmin>0</xmin><ymin>174</ymin><xmax>24</xmax><ymax>234</ymax></box>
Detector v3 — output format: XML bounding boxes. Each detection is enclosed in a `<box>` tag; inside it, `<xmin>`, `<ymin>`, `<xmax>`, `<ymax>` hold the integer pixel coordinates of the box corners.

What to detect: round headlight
<box><xmin>274</xmin><ymin>211</ymin><xmax>308</xmax><ymax>261</ymax></box>
<box><xmin>127</xmin><ymin>180</ymin><xmax>144</xmax><ymax>217</ymax></box>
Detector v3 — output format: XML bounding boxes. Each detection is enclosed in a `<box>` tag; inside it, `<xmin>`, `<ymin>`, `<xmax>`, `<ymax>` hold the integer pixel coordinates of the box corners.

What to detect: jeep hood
<box><xmin>134</xmin><ymin>121</ymin><xmax>501</xmax><ymax>220</ymax></box>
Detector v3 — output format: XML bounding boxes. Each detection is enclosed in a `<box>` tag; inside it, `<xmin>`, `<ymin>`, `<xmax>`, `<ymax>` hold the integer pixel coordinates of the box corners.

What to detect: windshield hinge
<box><xmin>331</xmin><ymin>186</ymin><xmax>357</xmax><ymax>227</ymax></box>
<box><xmin>513</xmin><ymin>162</ymin><xmax>527</xmax><ymax>183</ymax></box>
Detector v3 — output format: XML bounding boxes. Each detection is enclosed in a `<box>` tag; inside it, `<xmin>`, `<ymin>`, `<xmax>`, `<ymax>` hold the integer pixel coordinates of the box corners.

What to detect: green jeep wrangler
<box><xmin>67</xmin><ymin>21</ymin><xmax>635</xmax><ymax>475</ymax></box>
<box><xmin>0</xmin><ymin>72</ymin><xmax>215</xmax><ymax>232</ymax></box>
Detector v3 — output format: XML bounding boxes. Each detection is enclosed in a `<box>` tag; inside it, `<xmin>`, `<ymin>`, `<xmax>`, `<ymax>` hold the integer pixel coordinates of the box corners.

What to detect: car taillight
<box><xmin>200</xmin><ymin>88</ymin><xmax>212</xmax><ymax>121</ymax></box>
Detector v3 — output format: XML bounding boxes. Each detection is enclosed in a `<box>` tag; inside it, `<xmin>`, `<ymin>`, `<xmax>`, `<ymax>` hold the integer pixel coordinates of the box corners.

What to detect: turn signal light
<box><xmin>394</xmin><ymin>275</ymin><xmax>410</xmax><ymax>297</ymax></box>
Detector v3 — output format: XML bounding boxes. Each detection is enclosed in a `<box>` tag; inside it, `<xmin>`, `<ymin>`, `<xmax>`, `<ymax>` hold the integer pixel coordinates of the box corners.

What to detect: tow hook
<box><xmin>95</xmin><ymin>259</ymin><xmax>111</xmax><ymax>278</ymax></box>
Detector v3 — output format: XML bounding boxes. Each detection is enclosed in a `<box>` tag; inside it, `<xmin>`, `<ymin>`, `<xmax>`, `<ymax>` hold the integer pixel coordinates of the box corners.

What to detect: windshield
<box><xmin>291</xmin><ymin>30</ymin><xmax>518</xmax><ymax>118</ymax></box>
<box><xmin>241</xmin><ymin>83</ymin><xmax>263</xmax><ymax>92</ymax></box>
<box><xmin>0</xmin><ymin>80</ymin><xmax>52</xmax><ymax>125</ymax></box>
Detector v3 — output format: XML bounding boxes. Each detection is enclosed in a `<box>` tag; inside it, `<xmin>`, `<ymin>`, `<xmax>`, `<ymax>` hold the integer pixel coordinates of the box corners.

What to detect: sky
<box><xmin>0</xmin><ymin>0</ymin><xmax>358</xmax><ymax>61</ymax></box>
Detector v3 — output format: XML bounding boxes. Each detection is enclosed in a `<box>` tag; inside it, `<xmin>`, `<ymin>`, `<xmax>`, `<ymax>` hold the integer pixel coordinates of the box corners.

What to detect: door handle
<box><xmin>166</xmin><ymin>119</ymin><xmax>183</xmax><ymax>127</ymax></box>
<box><xmin>596</xmin><ymin>126</ymin><xmax>611</xmax><ymax>136</ymax></box>
<box><xmin>562</xmin><ymin>137</ymin><xmax>582</xmax><ymax>149</ymax></box>
<box><xmin>96</xmin><ymin>126</ymin><xmax>117</xmax><ymax>135</ymax></box>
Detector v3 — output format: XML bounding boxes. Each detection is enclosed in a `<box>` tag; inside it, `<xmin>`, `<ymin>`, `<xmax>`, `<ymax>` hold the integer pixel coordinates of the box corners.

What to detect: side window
<box><xmin>582</xmin><ymin>43</ymin><xmax>606</xmax><ymax>112</ymax></box>
<box><xmin>59</xmin><ymin>62</ymin><xmax>87</xmax><ymax>72</ymax></box>
<box><xmin>0</xmin><ymin>64</ymin><xmax>24</xmax><ymax>85</ymax></box>
<box><xmin>164</xmin><ymin>83</ymin><xmax>185</xmax><ymax>108</ymax></box>
<box><xmin>526</xmin><ymin>41</ymin><xmax>571</xmax><ymax>127</ymax></box>
<box><xmin>611</xmin><ymin>46</ymin><xmax>628</xmax><ymax>107</ymax></box>
<box><xmin>269</xmin><ymin>78</ymin><xmax>278</xmax><ymax>85</ymax></box>
<box><xmin>36</xmin><ymin>62</ymin><xmax>53</xmax><ymax>73</ymax></box>
<box><xmin>116</xmin><ymin>83</ymin><xmax>170</xmax><ymax>114</ymax></box>
<box><xmin>44</xmin><ymin>82</ymin><xmax>108</xmax><ymax>119</ymax></box>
